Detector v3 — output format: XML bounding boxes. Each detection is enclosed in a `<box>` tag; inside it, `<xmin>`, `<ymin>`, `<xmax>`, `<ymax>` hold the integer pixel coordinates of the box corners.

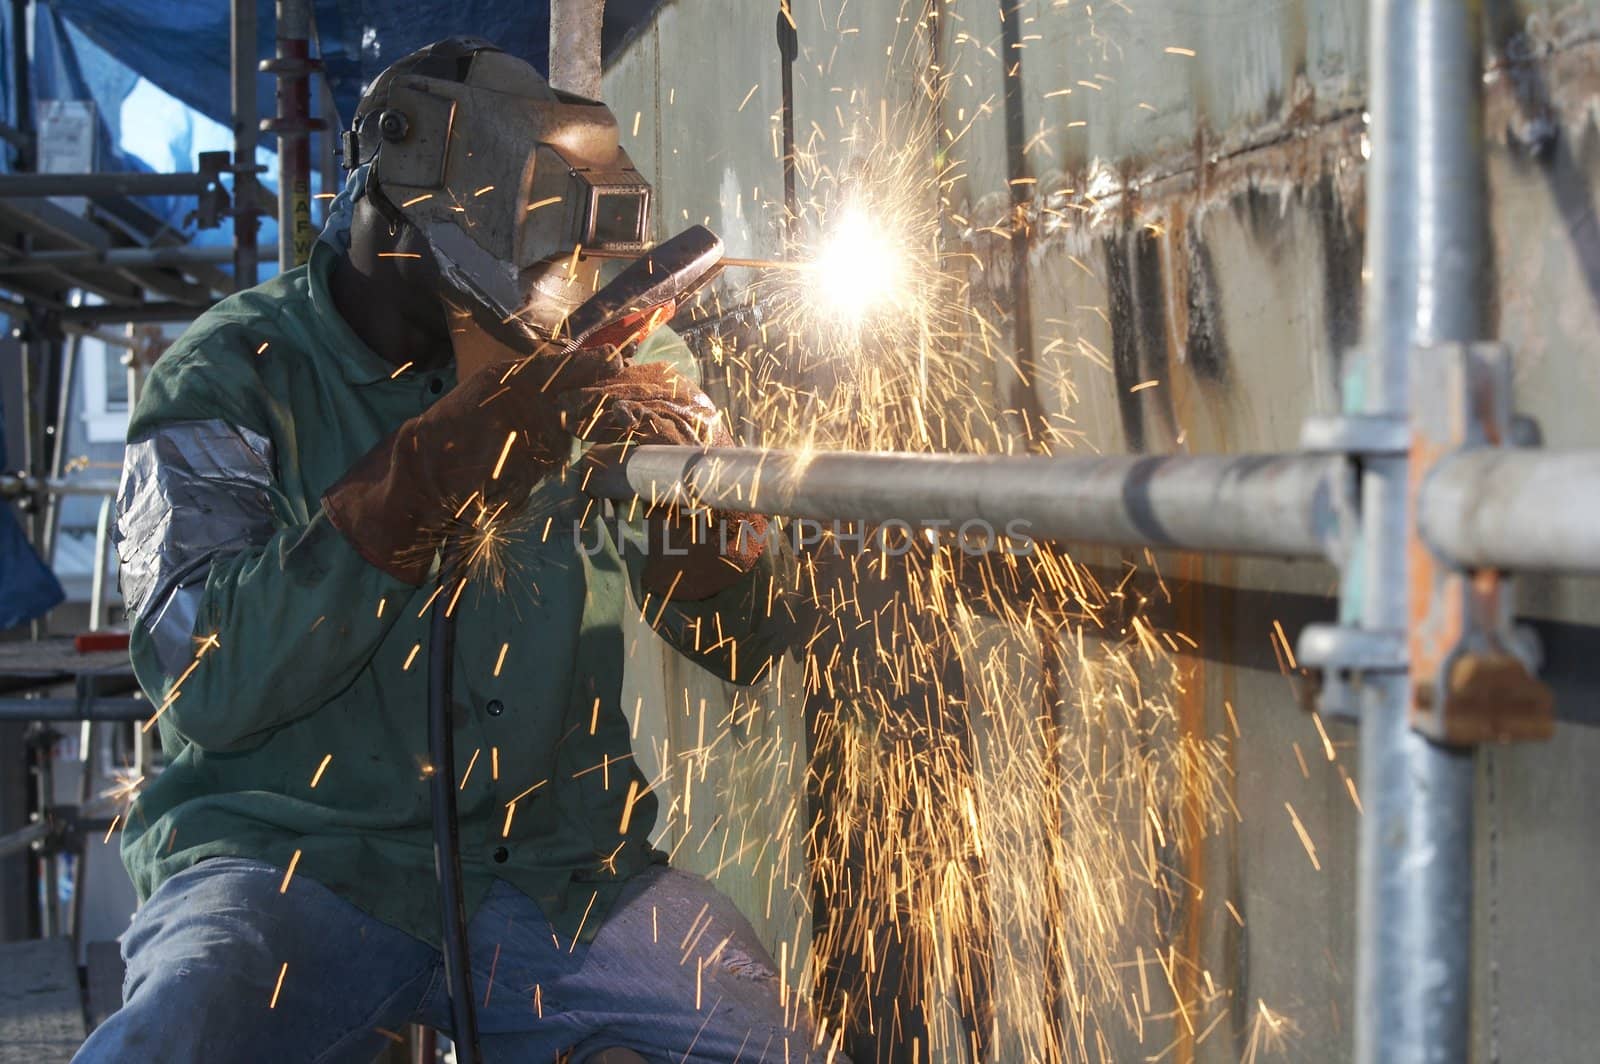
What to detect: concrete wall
<box><xmin>605</xmin><ymin>2</ymin><xmax>1600</xmax><ymax>1060</ymax></box>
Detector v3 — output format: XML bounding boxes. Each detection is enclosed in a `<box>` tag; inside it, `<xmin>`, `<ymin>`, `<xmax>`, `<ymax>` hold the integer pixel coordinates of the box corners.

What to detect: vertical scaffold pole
<box><xmin>1356</xmin><ymin>1</ymin><xmax>1486</xmax><ymax>1061</ymax></box>
<box><xmin>230</xmin><ymin>0</ymin><xmax>260</xmax><ymax>289</ymax></box>
<box><xmin>268</xmin><ymin>0</ymin><xmax>317</xmax><ymax>271</ymax></box>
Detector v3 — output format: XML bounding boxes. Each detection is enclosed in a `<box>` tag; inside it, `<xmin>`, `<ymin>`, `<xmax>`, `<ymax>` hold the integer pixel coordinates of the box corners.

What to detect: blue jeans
<box><xmin>76</xmin><ymin>857</ymin><xmax>834</xmax><ymax>1063</ymax></box>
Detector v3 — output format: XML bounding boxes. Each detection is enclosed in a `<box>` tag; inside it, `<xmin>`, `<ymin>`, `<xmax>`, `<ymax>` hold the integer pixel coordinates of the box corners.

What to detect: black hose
<box><xmin>428</xmin><ymin>578</ymin><xmax>482</xmax><ymax>1063</ymax></box>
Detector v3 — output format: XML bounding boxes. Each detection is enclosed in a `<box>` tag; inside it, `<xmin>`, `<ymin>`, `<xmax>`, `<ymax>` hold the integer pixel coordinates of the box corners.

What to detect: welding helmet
<box><xmin>344</xmin><ymin>38</ymin><xmax>652</xmax><ymax>334</ymax></box>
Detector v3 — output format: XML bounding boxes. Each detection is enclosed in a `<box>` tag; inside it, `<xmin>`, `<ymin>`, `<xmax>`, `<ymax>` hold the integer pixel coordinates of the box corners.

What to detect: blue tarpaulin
<box><xmin>0</xmin><ymin>399</ymin><xmax>66</xmax><ymax>632</ymax></box>
<box><xmin>0</xmin><ymin>506</ymin><xmax>62</xmax><ymax>630</ymax></box>
<box><xmin>47</xmin><ymin>0</ymin><xmax>558</xmax><ymax>135</ymax></box>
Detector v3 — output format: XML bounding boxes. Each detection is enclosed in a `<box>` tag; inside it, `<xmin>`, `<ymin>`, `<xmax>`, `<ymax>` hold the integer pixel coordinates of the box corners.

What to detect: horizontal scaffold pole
<box><xmin>0</xmin><ymin>244</ymin><xmax>267</xmax><ymax>275</ymax></box>
<box><xmin>0</xmin><ymin>171</ymin><xmax>217</xmax><ymax>198</ymax></box>
<box><xmin>587</xmin><ymin>445</ymin><xmax>1344</xmax><ymax>561</ymax></box>
<box><xmin>588</xmin><ymin>444</ymin><xmax>1600</xmax><ymax>578</ymax></box>
<box><xmin>1419</xmin><ymin>449</ymin><xmax>1600</xmax><ymax>573</ymax></box>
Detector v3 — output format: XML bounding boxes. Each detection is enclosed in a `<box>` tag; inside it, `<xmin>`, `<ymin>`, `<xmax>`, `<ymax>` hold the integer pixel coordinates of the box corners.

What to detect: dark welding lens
<box><xmin>588</xmin><ymin>189</ymin><xmax>648</xmax><ymax>247</ymax></box>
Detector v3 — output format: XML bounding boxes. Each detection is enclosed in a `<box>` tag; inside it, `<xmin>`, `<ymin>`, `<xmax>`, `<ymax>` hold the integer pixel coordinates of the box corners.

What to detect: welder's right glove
<box><xmin>323</xmin><ymin>346</ymin><xmax>623</xmax><ymax>584</ymax></box>
<box><xmin>559</xmin><ymin>360</ymin><xmax>770</xmax><ymax>601</ymax></box>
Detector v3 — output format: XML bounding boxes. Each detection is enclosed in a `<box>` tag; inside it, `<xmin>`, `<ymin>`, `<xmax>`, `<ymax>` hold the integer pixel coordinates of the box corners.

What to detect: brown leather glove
<box><xmin>324</xmin><ymin>346</ymin><xmax>623</xmax><ymax>583</ymax></box>
<box><xmin>560</xmin><ymin>361</ymin><xmax>769</xmax><ymax>601</ymax></box>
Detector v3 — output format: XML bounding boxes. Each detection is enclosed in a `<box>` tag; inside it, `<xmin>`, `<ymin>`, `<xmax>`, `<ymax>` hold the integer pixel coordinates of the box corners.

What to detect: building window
<box><xmin>81</xmin><ymin>338</ymin><xmax>130</xmax><ymax>444</ymax></box>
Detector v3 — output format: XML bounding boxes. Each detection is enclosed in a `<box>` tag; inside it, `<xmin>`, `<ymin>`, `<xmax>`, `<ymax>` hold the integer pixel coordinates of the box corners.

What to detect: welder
<box><xmin>77</xmin><ymin>38</ymin><xmax>823</xmax><ymax>1063</ymax></box>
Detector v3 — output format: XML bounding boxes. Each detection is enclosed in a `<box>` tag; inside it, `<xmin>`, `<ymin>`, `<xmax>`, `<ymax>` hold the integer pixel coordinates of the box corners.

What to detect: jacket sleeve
<box><xmin>602</xmin><ymin>328</ymin><xmax>809</xmax><ymax>684</ymax></box>
<box><xmin>115</xmin><ymin>342</ymin><xmax>419</xmax><ymax>753</ymax></box>
<box><xmin>614</xmin><ymin>515</ymin><xmax>802</xmax><ymax>686</ymax></box>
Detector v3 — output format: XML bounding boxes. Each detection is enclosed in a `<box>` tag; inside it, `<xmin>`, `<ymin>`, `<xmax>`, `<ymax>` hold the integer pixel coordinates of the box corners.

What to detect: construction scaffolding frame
<box><xmin>0</xmin><ymin>0</ymin><xmax>323</xmax><ymax>982</ymax></box>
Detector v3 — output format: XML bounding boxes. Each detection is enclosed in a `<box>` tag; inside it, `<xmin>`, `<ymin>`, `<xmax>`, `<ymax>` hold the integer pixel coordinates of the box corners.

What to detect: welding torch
<box><xmin>560</xmin><ymin>225</ymin><xmax>810</xmax><ymax>355</ymax></box>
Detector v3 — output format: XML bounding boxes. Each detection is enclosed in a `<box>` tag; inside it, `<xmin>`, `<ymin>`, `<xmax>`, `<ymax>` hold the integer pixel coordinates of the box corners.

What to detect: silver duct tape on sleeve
<box><xmin>113</xmin><ymin>419</ymin><xmax>277</xmax><ymax>674</ymax></box>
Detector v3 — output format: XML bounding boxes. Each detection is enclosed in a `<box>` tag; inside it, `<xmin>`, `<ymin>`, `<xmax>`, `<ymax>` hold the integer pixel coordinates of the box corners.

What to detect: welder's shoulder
<box><xmin>129</xmin><ymin>281</ymin><xmax>303</xmax><ymax>440</ymax></box>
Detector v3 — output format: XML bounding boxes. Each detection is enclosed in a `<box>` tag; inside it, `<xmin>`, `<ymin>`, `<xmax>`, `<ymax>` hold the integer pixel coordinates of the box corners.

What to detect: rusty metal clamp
<box><xmin>1296</xmin><ymin>370</ymin><xmax>1407</xmax><ymax>723</ymax></box>
<box><xmin>1408</xmin><ymin>342</ymin><xmax>1551</xmax><ymax>743</ymax></box>
<box><xmin>1296</xmin><ymin>343</ymin><xmax>1551</xmax><ymax>743</ymax></box>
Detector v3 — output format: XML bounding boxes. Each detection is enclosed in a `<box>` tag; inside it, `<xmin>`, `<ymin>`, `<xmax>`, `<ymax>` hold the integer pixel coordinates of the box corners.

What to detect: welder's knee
<box><xmin>75</xmin><ymin>857</ymin><xmax>436</xmax><ymax>1064</ymax></box>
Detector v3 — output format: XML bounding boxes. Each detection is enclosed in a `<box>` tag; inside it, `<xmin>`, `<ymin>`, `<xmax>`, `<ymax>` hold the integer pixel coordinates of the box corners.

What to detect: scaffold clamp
<box><xmin>1410</xmin><ymin>342</ymin><xmax>1553</xmax><ymax>743</ymax></box>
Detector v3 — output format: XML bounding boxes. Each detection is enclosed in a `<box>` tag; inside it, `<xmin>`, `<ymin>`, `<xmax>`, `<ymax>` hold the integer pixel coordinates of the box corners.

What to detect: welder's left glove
<box><xmin>322</xmin><ymin>345</ymin><xmax>622</xmax><ymax>584</ymax></box>
<box><xmin>561</xmin><ymin>360</ymin><xmax>769</xmax><ymax>601</ymax></box>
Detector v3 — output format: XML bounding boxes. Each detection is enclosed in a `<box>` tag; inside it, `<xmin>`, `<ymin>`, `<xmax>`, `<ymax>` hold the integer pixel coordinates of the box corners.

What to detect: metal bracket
<box><xmin>185</xmin><ymin>151</ymin><xmax>233</xmax><ymax>230</ymax></box>
<box><xmin>1299</xmin><ymin>414</ymin><xmax>1409</xmax><ymax>457</ymax></box>
<box><xmin>1293</xmin><ymin>344</ymin><xmax>1553</xmax><ymax>742</ymax></box>
<box><xmin>33</xmin><ymin>804</ymin><xmax>83</xmax><ymax>854</ymax></box>
<box><xmin>1295</xmin><ymin>624</ymin><xmax>1406</xmax><ymax>722</ymax></box>
<box><xmin>1409</xmin><ymin>342</ymin><xmax>1552</xmax><ymax>743</ymax></box>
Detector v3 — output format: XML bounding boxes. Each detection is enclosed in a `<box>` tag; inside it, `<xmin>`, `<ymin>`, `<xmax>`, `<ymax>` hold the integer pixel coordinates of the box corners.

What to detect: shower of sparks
<box><xmin>607</xmin><ymin>3</ymin><xmax>1317</xmax><ymax>1059</ymax></box>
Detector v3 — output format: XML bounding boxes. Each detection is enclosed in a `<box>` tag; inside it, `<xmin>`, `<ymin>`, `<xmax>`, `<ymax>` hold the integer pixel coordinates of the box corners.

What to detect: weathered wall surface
<box><xmin>606</xmin><ymin>2</ymin><xmax>1600</xmax><ymax>1060</ymax></box>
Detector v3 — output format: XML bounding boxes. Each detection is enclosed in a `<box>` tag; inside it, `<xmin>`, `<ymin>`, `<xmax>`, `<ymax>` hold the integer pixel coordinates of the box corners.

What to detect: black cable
<box><xmin>428</xmin><ymin>575</ymin><xmax>482</xmax><ymax>1063</ymax></box>
<box><xmin>777</xmin><ymin>2</ymin><xmax>798</xmax><ymax>248</ymax></box>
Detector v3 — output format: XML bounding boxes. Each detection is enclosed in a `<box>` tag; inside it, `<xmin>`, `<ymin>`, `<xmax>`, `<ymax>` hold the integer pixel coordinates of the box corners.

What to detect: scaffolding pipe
<box><xmin>231</xmin><ymin>0</ymin><xmax>260</xmax><ymax>289</ymax></box>
<box><xmin>0</xmin><ymin>701</ymin><xmax>146</xmax><ymax>723</ymax></box>
<box><xmin>59</xmin><ymin>323</ymin><xmax>140</xmax><ymax>350</ymax></box>
<box><xmin>0</xmin><ymin>475</ymin><xmax>119</xmax><ymax>499</ymax></box>
<box><xmin>265</xmin><ymin>0</ymin><xmax>317</xmax><ymax>269</ymax></box>
<box><xmin>1421</xmin><ymin>450</ymin><xmax>1600</xmax><ymax>573</ymax></box>
<box><xmin>9</xmin><ymin>0</ymin><xmax>30</xmax><ymax>172</ymax></box>
<box><xmin>591</xmin><ymin>440</ymin><xmax>1600</xmax><ymax>571</ymax></box>
<box><xmin>0</xmin><ymin>171</ymin><xmax>217</xmax><ymax>198</ymax></box>
<box><xmin>548</xmin><ymin>0</ymin><xmax>604</xmax><ymax>100</ymax></box>
<box><xmin>0</xmin><ymin>244</ymin><xmax>267</xmax><ymax>274</ymax></box>
<box><xmin>41</xmin><ymin>333</ymin><xmax>80</xmax><ymax>566</ymax></box>
<box><xmin>588</xmin><ymin>446</ymin><xmax>1343</xmax><ymax>560</ymax></box>
<box><xmin>0</xmin><ymin>793</ymin><xmax>123</xmax><ymax>861</ymax></box>
<box><xmin>89</xmin><ymin>495</ymin><xmax>113</xmax><ymax>632</ymax></box>
<box><xmin>777</xmin><ymin>2</ymin><xmax>798</xmax><ymax>246</ymax></box>
<box><xmin>59</xmin><ymin>303</ymin><xmax>204</xmax><ymax>325</ymax></box>
<box><xmin>1355</xmin><ymin>0</ymin><xmax>1484</xmax><ymax>1061</ymax></box>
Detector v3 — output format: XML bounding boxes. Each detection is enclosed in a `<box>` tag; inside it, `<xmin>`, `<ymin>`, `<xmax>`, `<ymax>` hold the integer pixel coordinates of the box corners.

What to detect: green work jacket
<box><xmin>117</xmin><ymin>240</ymin><xmax>789</xmax><ymax>946</ymax></box>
